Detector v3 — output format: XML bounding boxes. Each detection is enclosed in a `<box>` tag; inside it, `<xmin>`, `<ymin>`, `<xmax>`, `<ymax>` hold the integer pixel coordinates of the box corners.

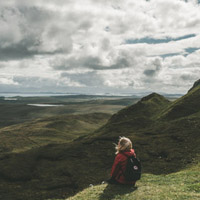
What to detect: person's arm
<box><xmin>111</xmin><ymin>155</ymin><xmax>121</xmax><ymax>178</ymax></box>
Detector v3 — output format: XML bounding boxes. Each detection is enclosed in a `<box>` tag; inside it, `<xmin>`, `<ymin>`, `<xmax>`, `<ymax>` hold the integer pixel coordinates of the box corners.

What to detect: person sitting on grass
<box><xmin>108</xmin><ymin>136</ymin><xmax>137</xmax><ymax>186</ymax></box>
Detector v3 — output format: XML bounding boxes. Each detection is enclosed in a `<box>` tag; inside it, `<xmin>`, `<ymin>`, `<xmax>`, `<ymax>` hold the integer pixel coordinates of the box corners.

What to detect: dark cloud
<box><xmin>180</xmin><ymin>74</ymin><xmax>197</xmax><ymax>81</ymax></box>
<box><xmin>0</xmin><ymin>6</ymin><xmax>72</xmax><ymax>60</ymax></box>
<box><xmin>53</xmin><ymin>56</ymin><xmax>130</xmax><ymax>71</ymax></box>
<box><xmin>0</xmin><ymin>43</ymin><xmax>37</xmax><ymax>60</ymax></box>
<box><xmin>144</xmin><ymin>69</ymin><xmax>157</xmax><ymax>77</ymax></box>
<box><xmin>0</xmin><ymin>42</ymin><xmax>65</xmax><ymax>61</ymax></box>
<box><xmin>143</xmin><ymin>58</ymin><xmax>162</xmax><ymax>77</ymax></box>
<box><xmin>18</xmin><ymin>6</ymin><xmax>52</xmax><ymax>25</ymax></box>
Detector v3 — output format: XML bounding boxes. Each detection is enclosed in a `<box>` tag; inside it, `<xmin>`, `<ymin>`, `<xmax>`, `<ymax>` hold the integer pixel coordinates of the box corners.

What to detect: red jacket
<box><xmin>111</xmin><ymin>149</ymin><xmax>136</xmax><ymax>184</ymax></box>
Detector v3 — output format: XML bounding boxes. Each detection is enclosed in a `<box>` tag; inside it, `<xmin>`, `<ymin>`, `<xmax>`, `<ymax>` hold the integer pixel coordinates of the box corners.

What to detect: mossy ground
<box><xmin>66</xmin><ymin>161</ymin><xmax>200</xmax><ymax>200</ymax></box>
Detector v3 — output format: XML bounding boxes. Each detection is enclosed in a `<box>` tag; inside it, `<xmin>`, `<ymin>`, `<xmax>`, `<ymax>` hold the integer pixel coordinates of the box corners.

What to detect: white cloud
<box><xmin>0</xmin><ymin>7</ymin><xmax>24</xmax><ymax>47</ymax></box>
<box><xmin>0</xmin><ymin>0</ymin><xmax>200</xmax><ymax>94</ymax></box>
<box><xmin>0</xmin><ymin>76</ymin><xmax>19</xmax><ymax>85</ymax></box>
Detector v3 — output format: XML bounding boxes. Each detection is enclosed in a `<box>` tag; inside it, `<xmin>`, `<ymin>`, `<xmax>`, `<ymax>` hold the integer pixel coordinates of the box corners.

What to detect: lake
<box><xmin>27</xmin><ymin>104</ymin><xmax>64</xmax><ymax>107</ymax></box>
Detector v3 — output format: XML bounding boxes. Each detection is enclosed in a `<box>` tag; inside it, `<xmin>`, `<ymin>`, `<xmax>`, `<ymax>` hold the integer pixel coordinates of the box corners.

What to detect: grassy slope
<box><xmin>0</xmin><ymin>113</ymin><xmax>111</xmax><ymax>154</ymax></box>
<box><xmin>67</xmin><ymin>161</ymin><xmax>200</xmax><ymax>200</ymax></box>
<box><xmin>159</xmin><ymin>85</ymin><xmax>200</xmax><ymax>120</ymax></box>
<box><xmin>97</xmin><ymin>93</ymin><xmax>170</xmax><ymax>133</ymax></box>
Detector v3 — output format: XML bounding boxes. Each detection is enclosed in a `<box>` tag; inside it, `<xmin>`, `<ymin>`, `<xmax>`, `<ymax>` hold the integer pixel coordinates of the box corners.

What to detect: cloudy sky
<box><xmin>0</xmin><ymin>0</ymin><xmax>200</xmax><ymax>95</ymax></box>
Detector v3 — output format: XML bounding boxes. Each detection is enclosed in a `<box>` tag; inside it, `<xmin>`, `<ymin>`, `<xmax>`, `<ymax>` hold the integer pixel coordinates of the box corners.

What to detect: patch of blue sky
<box><xmin>160</xmin><ymin>53</ymin><xmax>182</xmax><ymax>58</ymax></box>
<box><xmin>185</xmin><ymin>47</ymin><xmax>200</xmax><ymax>54</ymax></box>
<box><xmin>125</xmin><ymin>34</ymin><xmax>196</xmax><ymax>44</ymax></box>
<box><xmin>184</xmin><ymin>0</ymin><xmax>200</xmax><ymax>4</ymax></box>
<box><xmin>154</xmin><ymin>48</ymin><xmax>200</xmax><ymax>59</ymax></box>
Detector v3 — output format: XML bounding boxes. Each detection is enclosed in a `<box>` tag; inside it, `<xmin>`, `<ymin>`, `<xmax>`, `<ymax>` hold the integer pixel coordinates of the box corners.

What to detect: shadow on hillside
<box><xmin>99</xmin><ymin>184</ymin><xmax>137</xmax><ymax>200</ymax></box>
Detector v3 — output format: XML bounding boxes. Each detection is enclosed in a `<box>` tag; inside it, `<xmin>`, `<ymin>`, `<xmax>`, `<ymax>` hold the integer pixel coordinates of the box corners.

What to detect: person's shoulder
<box><xmin>116</xmin><ymin>152</ymin><xmax>128</xmax><ymax>161</ymax></box>
<box><xmin>115</xmin><ymin>153</ymin><xmax>125</xmax><ymax>160</ymax></box>
<box><xmin>123</xmin><ymin>149</ymin><xmax>136</xmax><ymax>157</ymax></box>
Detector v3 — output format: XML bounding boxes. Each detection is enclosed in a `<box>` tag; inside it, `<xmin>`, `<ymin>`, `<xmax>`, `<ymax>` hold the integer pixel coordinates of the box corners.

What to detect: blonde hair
<box><xmin>115</xmin><ymin>136</ymin><xmax>132</xmax><ymax>154</ymax></box>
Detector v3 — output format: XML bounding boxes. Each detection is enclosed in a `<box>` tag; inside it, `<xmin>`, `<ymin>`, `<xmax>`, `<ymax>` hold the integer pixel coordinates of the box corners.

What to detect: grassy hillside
<box><xmin>160</xmin><ymin>84</ymin><xmax>200</xmax><ymax>120</ymax></box>
<box><xmin>0</xmin><ymin>81</ymin><xmax>199</xmax><ymax>200</ymax></box>
<box><xmin>67</xmin><ymin>161</ymin><xmax>200</xmax><ymax>200</ymax></box>
<box><xmin>0</xmin><ymin>113</ymin><xmax>111</xmax><ymax>154</ymax></box>
<box><xmin>99</xmin><ymin>93</ymin><xmax>170</xmax><ymax>133</ymax></box>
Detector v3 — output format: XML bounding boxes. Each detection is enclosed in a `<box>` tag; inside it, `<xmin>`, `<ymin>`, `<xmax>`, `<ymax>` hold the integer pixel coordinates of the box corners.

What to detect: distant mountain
<box><xmin>0</xmin><ymin>80</ymin><xmax>200</xmax><ymax>200</ymax></box>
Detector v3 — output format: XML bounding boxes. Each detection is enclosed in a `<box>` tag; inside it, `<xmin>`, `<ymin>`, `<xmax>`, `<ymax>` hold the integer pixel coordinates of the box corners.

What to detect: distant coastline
<box><xmin>0</xmin><ymin>93</ymin><xmax>77</xmax><ymax>97</ymax></box>
<box><xmin>0</xmin><ymin>92</ymin><xmax>184</xmax><ymax>98</ymax></box>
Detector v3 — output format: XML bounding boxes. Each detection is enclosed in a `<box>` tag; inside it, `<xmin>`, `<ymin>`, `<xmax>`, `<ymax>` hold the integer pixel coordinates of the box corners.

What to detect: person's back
<box><xmin>108</xmin><ymin>136</ymin><xmax>137</xmax><ymax>185</ymax></box>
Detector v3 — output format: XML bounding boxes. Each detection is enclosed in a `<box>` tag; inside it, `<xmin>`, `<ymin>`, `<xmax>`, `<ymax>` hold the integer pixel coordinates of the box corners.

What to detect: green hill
<box><xmin>160</xmin><ymin>81</ymin><xmax>200</xmax><ymax>120</ymax></box>
<box><xmin>0</xmin><ymin>113</ymin><xmax>111</xmax><ymax>154</ymax></box>
<box><xmin>0</xmin><ymin>80</ymin><xmax>199</xmax><ymax>199</ymax></box>
<box><xmin>96</xmin><ymin>92</ymin><xmax>170</xmax><ymax>134</ymax></box>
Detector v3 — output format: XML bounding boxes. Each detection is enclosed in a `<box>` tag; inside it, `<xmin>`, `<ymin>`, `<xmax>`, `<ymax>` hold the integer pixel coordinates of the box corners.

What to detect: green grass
<box><xmin>0</xmin><ymin>113</ymin><xmax>111</xmax><ymax>154</ymax></box>
<box><xmin>0</xmin><ymin>103</ymin><xmax>124</xmax><ymax>128</ymax></box>
<box><xmin>160</xmin><ymin>85</ymin><xmax>200</xmax><ymax>120</ymax></box>
<box><xmin>67</xmin><ymin>162</ymin><xmax>200</xmax><ymax>200</ymax></box>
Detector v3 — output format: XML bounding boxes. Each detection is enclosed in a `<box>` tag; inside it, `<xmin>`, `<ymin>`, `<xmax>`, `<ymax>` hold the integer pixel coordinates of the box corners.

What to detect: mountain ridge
<box><xmin>159</xmin><ymin>81</ymin><xmax>200</xmax><ymax>120</ymax></box>
<box><xmin>104</xmin><ymin>92</ymin><xmax>170</xmax><ymax>130</ymax></box>
<box><xmin>188</xmin><ymin>79</ymin><xmax>200</xmax><ymax>93</ymax></box>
